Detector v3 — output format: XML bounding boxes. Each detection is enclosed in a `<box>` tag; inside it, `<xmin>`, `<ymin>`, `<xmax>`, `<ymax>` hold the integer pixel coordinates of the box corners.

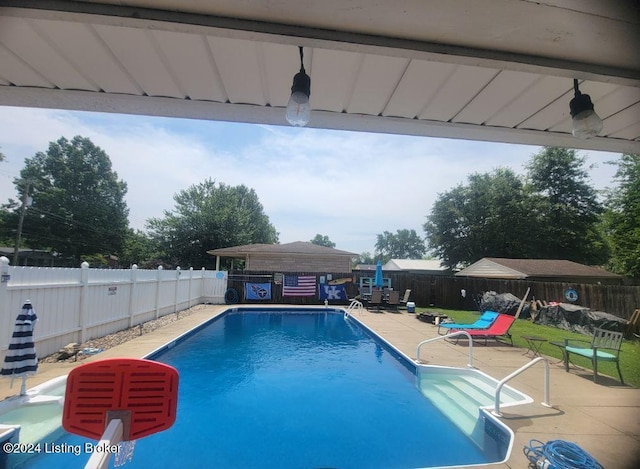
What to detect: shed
<box><xmin>456</xmin><ymin>258</ymin><xmax>622</xmax><ymax>285</ymax></box>
<box><xmin>207</xmin><ymin>241</ymin><xmax>356</xmax><ymax>273</ymax></box>
<box><xmin>382</xmin><ymin>259</ymin><xmax>450</xmax><ymax>275</ymax></box>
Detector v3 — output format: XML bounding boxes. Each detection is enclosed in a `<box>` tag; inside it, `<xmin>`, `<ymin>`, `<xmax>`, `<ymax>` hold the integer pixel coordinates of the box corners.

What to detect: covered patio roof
<box><xmin>1</xmin><ymin>0</ymin><xmax>639</xmax><ymax>153</ymax></box>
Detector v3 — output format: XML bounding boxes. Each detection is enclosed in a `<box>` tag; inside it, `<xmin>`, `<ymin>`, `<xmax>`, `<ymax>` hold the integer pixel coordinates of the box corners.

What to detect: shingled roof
<box><xmin>207</xmin><ymin>241</ymin><xmax>356</xmax><ymax>257</ymax></box>
<box><xmin>383</xmin><ymin>259</ymin><xmax>449</xmax><ymax>273</ymax></box>
<box><xmin>456</xmin><ymin>258</ymin><xmax>621</xmax><ymax>280</ymax></box>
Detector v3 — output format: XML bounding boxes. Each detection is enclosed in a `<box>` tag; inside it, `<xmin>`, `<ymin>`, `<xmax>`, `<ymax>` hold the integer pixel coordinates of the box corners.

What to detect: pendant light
<box><xmin>570</xmin><ymin>79</ymin><xmax>603</xmax><ymax>139</ymax></box>
<box><xmin>286</xmin><ymin>47</ymin><xmax>311</xmax><ymax>127</ymax></box>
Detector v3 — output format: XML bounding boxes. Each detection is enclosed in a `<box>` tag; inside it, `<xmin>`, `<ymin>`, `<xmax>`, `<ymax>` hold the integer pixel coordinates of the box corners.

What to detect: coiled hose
<box><xmin>224</xmin><ymin>288</ymin><xmax>240</xmax><ymax>304</ymax></box>
<box><xmin>523</xmin><ymin>439</ymin><xmax>603</xmax><ymax>469</ymax></box>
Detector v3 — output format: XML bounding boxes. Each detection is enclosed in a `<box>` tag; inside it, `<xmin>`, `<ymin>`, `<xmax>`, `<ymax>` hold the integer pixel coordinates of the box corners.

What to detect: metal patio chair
<box><xmin>368</xmin><ymin>290</ymin><xmax>383</xmax><ymax>312</ymax></box>
<box><xmin>400</xmin><ymin>289</ymin><xmax>411</xmax><ymax>307</ymax></box>
<box><xmin>563</xmin><ymin>327</ymin><xmax>624</xmax><ymax>384</ymax></box>
<box><xmin>385</xmin><ymin>290</ymin><xmax>400</xmax><ymax>311</ymax></box>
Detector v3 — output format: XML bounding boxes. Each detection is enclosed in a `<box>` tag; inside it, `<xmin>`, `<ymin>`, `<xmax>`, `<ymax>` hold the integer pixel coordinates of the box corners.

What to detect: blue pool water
<box><xmin>15</xmin><ymin>309</ymin><xmax>509</xmax><ymax>468</ymax></box>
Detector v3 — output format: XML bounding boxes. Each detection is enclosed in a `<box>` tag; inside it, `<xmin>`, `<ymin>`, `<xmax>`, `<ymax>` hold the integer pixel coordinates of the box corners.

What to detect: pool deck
<box><xmin>2</xmin><ymin>305</ymin><xmax>639</xmax><ymax>468</ymax></box>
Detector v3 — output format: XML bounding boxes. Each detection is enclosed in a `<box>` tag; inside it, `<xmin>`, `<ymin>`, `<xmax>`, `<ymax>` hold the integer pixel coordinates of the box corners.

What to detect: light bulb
<box><xmin>569</xmin><ymin>80</ymin><xmax>603</xmax><ymax>139</ymax></box>
<box><xmin>572</xmin><ymin>109</ymin><xmax>603</xmax><ymax>139</ymax></box>
<box><xmin>286</xmin><ymin>67</ymin><xmax>311</xmax><ymax>127</ymax></box>
<box><xmin>286</xmin><ymin>91</ymin><xmax>310</xmax><ymax>126</ymax></box>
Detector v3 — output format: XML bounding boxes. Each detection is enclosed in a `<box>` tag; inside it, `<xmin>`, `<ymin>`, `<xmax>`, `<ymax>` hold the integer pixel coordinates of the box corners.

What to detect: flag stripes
<box><xmin>283</xmin><ymin>275</ymin><xmax>316</xmax><ymax>297</ymax></box>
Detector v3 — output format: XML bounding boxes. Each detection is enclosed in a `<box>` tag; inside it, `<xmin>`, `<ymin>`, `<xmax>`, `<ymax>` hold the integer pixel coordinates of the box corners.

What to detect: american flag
<box><xmin>283</xmin><ymin>275</ymin><xmax>316</xmax><ymax>296</ymax></box>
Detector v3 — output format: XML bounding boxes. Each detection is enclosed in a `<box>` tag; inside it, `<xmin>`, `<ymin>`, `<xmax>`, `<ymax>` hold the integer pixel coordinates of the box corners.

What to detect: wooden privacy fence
<box><xmin>427</xmin><ymin>277</ymin><xmax>640</xmax><ymax>320</ymax></box>
<box><xmin>0</xmin><ymin>258</ymin><xmax>228</xmax><ymax>362</ymax></box>
<box><xmin>230</xmin><ymin>270</ymin><xmax>639</xmax><ymax>320</ymax></box>
<box><xmin>227</xmin><ymin>271</ymin><xmax>358</xmax><ymax>305</ymax></box>
<box><xmin>362</xmin><ymin>273</ymin><xmax>639</xmax><ymax>320</ymax></box>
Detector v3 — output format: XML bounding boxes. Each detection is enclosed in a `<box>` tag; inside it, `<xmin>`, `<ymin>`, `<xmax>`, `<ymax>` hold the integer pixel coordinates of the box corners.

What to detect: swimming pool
<box><xmin>8</xmin><ymin>308</ymin><xmax>517</xmax><ymax>468</ymax></box>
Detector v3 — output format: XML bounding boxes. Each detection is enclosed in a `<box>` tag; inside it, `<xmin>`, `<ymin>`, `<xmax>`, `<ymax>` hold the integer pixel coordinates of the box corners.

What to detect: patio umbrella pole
<box><xmin>20</xmin><ymin>376</ymin><xmax>27</xmax><ymax>396</ymax></box>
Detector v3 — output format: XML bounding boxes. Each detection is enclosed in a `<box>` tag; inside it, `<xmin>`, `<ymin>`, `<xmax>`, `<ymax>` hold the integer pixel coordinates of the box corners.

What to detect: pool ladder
<box><xmin>416</xmin><ymin>334</ymin><xmax>552</xmax><ymax>417</ymax></box>
<box><xmin>344</xmin><ymin>299</ymin><xmax>363</xmax><ymax>317</ymax></box>
<box><xmin>416</xmin><ymin>331</ymin><xmax>475</xmax><ymax>368</ymax></box>
<box><xmin>492</xmin><ymin>357</ymin><xmax>552</xmax><ymax>417</ymax></box>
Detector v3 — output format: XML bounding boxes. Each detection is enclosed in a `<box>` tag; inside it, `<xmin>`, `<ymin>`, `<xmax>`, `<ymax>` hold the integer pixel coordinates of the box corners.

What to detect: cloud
<box><xmin>0</xmin><ymin>106</ymin><xmax>621</xmax><ymax>255</ymax></box>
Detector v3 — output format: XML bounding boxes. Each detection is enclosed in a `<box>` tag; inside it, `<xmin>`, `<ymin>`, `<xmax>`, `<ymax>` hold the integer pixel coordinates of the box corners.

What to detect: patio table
<box><xmin>522</xmin><ymin>335</ymin><xmax>546</xmax><ymax>358</ymax></box>
<box><xmin>549</xmin><ymin>340</ymin><xmax>568</xmax><ymax>365</ymax></box>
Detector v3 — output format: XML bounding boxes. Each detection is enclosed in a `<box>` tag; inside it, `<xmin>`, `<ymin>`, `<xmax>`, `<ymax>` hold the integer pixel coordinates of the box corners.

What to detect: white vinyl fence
<box><xmin>0</xmin><ymin>257</ymin><xmax>228</xmax><ymax>362</ymax></box>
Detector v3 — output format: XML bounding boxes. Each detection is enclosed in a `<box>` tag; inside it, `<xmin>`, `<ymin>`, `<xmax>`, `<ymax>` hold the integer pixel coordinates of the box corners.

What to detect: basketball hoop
<box><xmin>63</xmin><ymin>358</ymin><xmax>179</xmax><ymax>469</ymax></box>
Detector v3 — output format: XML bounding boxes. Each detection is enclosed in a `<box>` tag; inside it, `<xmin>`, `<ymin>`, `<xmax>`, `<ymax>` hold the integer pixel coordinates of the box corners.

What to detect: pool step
<box><xmin>420</xmin><ymin>372</ymin><xmax>527</xmax><ymax>436</ymax></box>
<box><xmin>0</xmin><ymin>399</ymin><xmax>64</xmax><ymax>445</ymax></box>
<box><xmin>420</xmin><ymin>372</ymin><xmax>524</xmax><ymax>403</ymax></box>
<box><xmin>420</xmin><ymin>376</ymin><xmax>494</xmax><ymax>435</ymax></box>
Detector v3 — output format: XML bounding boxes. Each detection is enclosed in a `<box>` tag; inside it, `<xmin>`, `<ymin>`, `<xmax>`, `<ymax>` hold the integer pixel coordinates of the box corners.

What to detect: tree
<box><xmin>118</xmin><ymin>229</ymin><xmax>164</xmax><ymax>269</ymax></box>
<box><xmin>7</xmin><ymin>136</ymin><xmax>129</xmax><ymax>264</ymax></box>
<box><xmin>0</xmin><ymin>206</ymin><xmax>10</xmax><ymax>246</ymax></box>
<box><xmin>310</xmin><ymin>234</ymin><xmax>336</xmax><ymax>248</ymax></box>
<box><xmin>0</xmin><ymin>148</ymin><xmax>12</xmax><ymax>245</ymax></box>
<box><xmin>147</xmin><ymin>179</ymin><xmax>278</xmax><ymax>269</ymax></box>
<box><xmin>425</xmin><ymin>149</ymin><xmax>611</xmax><ymax>270</ymax></box>
<box><xmin>525</xmin><ymin>147</ymin><xmax>608</xmax><ymax>264</ymax></box>
<box><xmin>375</xmin><ymin>229</ymin><xmax>426</xmax><ymax>263</ymax></box>
<box><xmin>424</xmin><ymin>168</ymin><xmax>533</xmax><ymax>268</ymax></box>
<box><xmin>604</xmin><ymin>153</ymin><xmax>640</xmax><ymax>278</ymax></box>
<box><xmin>352</xmin><ymin>252</ymin><xmax>375</xmax><ymax>267</ymax></box>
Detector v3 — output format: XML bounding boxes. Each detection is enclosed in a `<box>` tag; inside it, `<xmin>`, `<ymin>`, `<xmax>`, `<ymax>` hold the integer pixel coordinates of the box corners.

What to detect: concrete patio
<box><xmin>2</xmin><ymin>305</ymin><xmax>639</xmax><ymax>468</ymax></box>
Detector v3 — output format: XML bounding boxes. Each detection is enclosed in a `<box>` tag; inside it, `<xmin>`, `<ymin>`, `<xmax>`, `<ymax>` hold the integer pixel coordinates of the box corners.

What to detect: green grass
<box><xmin>416</xmin><ymin>307</ymin><xmax>640</xmax><ymax>388</ymax></box>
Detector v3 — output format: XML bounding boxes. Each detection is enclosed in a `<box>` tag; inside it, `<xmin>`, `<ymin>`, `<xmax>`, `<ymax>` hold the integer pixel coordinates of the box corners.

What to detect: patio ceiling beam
<box><xmin>2</xmin><ymin>86</ymin><xmax>638</xmax><ymax>154</ymax></box>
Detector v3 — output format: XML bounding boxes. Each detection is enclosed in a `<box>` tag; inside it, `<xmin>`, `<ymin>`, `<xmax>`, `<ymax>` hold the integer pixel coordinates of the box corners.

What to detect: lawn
<box><xmin>417</xmin><ymin>308</ymin><xmax>640</xmax><ymax>388</ymax></box>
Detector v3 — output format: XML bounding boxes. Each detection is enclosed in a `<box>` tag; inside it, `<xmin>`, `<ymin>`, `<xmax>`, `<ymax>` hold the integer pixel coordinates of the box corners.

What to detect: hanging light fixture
<box><xmin>286</xmin><ymin>46</ymin><xmax>311</xmax><ymax>127</ymax></box>
<box><xmin>569</xmin><ymin>79</ymin><xmax>603</xmax><ymax>139</ymax></box>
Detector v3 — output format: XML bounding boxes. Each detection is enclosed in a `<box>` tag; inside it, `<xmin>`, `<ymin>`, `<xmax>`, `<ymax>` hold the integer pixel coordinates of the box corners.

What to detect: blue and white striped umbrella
<box><xmin>1</xmin><ymin>300</ymin><xmax>38</xmax><ymax>395</ymax></box>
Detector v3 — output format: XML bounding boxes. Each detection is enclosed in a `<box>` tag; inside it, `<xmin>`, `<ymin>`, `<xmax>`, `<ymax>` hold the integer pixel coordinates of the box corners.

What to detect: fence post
<box><xmin>0</xmin><ymin>257</ymin><xmax>10</xmax><ymax>351</ymax></box>
<box><xmin>201</xmin><ymin>267</ymin><xmax>206</xmax><ymax>304</ymax></box>
<box><xmin>79</xmin><ymin>261</ymin><xmax>89</xmax><ymax>344</ymax></box>
<box><xmin>155</xmin><ymin>266</ymin><xmax>163</xmax><ymax>319</ymax></box>
<box><xmin>128</xmin><ymin>264</ymin><xmax>138</xmax><ymax>328</ymax></box>
<box><xmin>188</xmin><ymin>267</ymin><xmax>194</xmax><ymax>309</ymax></box>
<box><xmin>174</xmin><ymin>267</ymin><xmax>181</xmax><ymax>313</ymax></box>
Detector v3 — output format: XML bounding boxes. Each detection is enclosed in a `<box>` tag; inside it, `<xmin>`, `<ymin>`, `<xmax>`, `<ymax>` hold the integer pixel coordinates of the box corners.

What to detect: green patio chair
<box><xmin>564</xmin><ymin>328</ymin><xmax>624</xmax><ymax>384</ymax></box>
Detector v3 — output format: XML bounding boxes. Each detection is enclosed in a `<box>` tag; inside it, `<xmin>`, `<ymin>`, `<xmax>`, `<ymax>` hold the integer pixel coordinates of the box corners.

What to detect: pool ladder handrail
<box><xmin>416</xmin><ymin>331</ymin><xmax>475</xmax><ymax>368</ymax></box>
<box><xmin>491</xmin><ymin>356</ymin><xmax>552</xmax><ymax>417</ymax></box>
<box><xmin>344</xmin><ymin>299</ymin><xmax>363</xmax><ymax>317</ymax></box>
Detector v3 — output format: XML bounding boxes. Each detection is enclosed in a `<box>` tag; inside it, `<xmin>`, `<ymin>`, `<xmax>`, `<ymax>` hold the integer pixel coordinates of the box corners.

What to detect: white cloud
<box><xmin>0</xmin><ymin>107</ymin><xmax>621</xmax><ymax>255</ymax></box>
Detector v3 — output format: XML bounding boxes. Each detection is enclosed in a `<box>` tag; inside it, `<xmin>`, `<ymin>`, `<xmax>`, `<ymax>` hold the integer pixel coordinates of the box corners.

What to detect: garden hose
<box><xmin>523</xmin><ymin>439</ymin><xmax>603</xmax><ymax>469</ymax></box>
<box><xmin>224</xmin><ymin>288</ymin><xmax>240</xmax><ymax>304</ymax></box>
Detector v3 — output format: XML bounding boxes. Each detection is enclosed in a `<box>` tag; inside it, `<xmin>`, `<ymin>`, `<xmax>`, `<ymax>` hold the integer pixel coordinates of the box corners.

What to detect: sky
<box><xmin>0</xmin><ymin>106</ymin><xmax>622</xmax><ymax>256</ymax></box>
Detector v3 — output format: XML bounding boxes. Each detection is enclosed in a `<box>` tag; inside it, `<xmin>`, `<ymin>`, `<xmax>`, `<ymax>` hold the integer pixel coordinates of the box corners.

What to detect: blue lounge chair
<box><xmin>448</xmin><ymin>314</ymin><xmax>516</xmax><ymax>346</ymax></box>
<box><xmin>438</xmin><ymin>311</ymin><xmax>499</xmax><ymax>335</ymax></box>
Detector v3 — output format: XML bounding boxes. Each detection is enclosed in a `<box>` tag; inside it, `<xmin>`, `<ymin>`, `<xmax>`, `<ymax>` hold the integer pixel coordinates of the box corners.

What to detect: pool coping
<box><xmin>2</xmin><ymin>304</ymin><xmax>639</xmax><ymax>468</ymax></box>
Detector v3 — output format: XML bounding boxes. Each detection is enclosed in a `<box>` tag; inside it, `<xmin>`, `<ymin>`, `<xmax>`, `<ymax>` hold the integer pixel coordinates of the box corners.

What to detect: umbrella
<box><xmin>1</xmin><ymin>300</ymin><xmax>38</xmax><ymax>396</ymax></box>
<box><xmin>374</xmin><ymin>260</ymin><xmax>384</xmax><ymax>289</ymax></box>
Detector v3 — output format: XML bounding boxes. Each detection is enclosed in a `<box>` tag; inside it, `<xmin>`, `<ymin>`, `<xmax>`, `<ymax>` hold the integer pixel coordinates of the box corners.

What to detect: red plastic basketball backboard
<box><xmin>63</xmin><ymin>358</ymin><xmax>179</xmax><ymax>441</ymax></box>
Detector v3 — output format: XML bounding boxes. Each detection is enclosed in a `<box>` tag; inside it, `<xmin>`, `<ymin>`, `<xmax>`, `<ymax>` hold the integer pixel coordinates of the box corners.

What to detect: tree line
<box><xmin>423</xmin><ymin>148</ymin><xmax>638</xmax><ymax>278</ymax></box>
<box><xmin>0</xmin><ymin>137</ymin><xmax>638</xmax><ymax>278</ymax></box>
<box><xmin>0</xmin><ymin>136</ymin><xmax>277</xmax><ymax>270</ymax></box>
